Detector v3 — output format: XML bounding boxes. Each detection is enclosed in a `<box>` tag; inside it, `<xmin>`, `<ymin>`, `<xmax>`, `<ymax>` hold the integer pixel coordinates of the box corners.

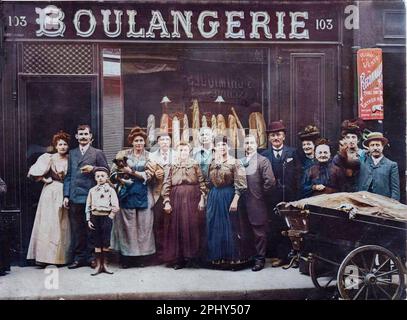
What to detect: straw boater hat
<box><xmin>341</xmin><ymin>118</ymin><xmax>366</xmax><ymax>137</ymax></box>
<box><xmin>298</xmin><ymin>125</ymin><xmax>320</xmax><ymax>141</ymax></box>
<box><xmin>362</xmin><ymin>132</ymin><xmax>389</xmax><ymax>148</ymax></box>
<box><xmin>267</xmin><ymin>120</ymin><xmax>286</xmax><ymax>133</ymax></box>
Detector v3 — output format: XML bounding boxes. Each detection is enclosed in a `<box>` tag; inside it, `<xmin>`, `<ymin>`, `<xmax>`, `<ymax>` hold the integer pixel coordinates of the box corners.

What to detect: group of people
<box><xmin>0</xmin><ymin>116</ymin><xmax>401</xmax><ymax>276</ymax></box>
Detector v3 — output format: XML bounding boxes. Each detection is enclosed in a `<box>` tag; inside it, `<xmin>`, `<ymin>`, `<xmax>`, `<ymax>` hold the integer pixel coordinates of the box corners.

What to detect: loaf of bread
<box><xmin>191</xmin><ymin>99</ymin><xmax>200</xmax><ymax>147</ymax></box>
<box><xmin>182</xmin><ymin>113</ymin><xmax>189</xmax><ymax>143</ymax></box>
<box><xmin>249</xmin><ymin>112</ymin><xmax>267</xmax><ymax>149</ymax></box>
<box><xmin>172</xmin><ymin>116</ymin><xmax>180</xmax><ymax>149</ymax></box>
<box><xmin>211</xmin><ymin>114</ymin><xmax>217</xmax><ymax>134</ymax></box>
<box><xmin>146</xmin><ymin>114</ymin><xmax>155</xmax><ymax>148</ymax></box>
<box><xmin>217</xmin><ymin>114</ymin><xmax>227</xmax><ymax>136</ymax></box>
<box><xmin>228</xmin><ymin>114</ymin><xmax>239</xmax><ymax>149</ymax></box>
<box><xmin>160</xmin><ymin>113</ymin><xmax>170</xmax><ymax>132</ymax></box>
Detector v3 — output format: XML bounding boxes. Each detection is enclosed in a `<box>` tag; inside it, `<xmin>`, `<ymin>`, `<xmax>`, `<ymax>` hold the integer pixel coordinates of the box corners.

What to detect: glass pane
<box><xmin>102</xmin><ymin>48</ymin><xmax>123</xmax><ymax>164</ymax></box>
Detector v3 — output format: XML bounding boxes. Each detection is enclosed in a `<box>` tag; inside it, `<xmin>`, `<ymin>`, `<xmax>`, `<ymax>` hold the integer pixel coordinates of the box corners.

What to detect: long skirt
<box><xmin>111</xmin><ymin>190</ymin><xmax>156</xmax><ymax>256</ymax></box>
<box><xmin>206</xmin><ymin>185</ymin><xmax>253</xmax><ymax>265</ymax></box>
<box><xmin>162</xmin><ymin>184</ymin><xmax>202</xmax><ymax>262</ymax></box>
<box><xmin>26</xmin><ymin>181</ymin><xmax>71</xmax><ymax>265</ymax></box>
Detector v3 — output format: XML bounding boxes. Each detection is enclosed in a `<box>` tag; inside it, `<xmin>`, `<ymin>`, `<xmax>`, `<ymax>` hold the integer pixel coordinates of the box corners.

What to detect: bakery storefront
<box><xmin>0</xmin><ymin>1</ymin><xmax>405</xmax><ymax>264</ymax></box>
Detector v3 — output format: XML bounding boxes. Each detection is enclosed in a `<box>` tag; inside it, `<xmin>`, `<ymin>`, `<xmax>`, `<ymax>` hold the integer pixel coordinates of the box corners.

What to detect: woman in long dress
<box><xmin>27</xmin><ymin>131</ymin><xmax>72</xmax><ymax>266</ymax></box>
<box><xmin>161</xmin><ymin>142</ymin><xmax>207</xmax><ymax>269</ymax></box>
<box><xmin>110</xmin><ymin>127</ymin><xmax>156</xmax><ymax>268</ymax></box>
<box><xmin>206</xmin><ymin>135</ymin><xmax>251</xmax><ymax>270</ymax></box>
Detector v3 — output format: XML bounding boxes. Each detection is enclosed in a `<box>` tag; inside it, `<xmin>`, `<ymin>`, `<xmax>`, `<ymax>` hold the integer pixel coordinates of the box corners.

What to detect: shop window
<box><xmin>121</xmin><ymin>46</ymin><xmax>268</xmax><ymax>150</ymax></box>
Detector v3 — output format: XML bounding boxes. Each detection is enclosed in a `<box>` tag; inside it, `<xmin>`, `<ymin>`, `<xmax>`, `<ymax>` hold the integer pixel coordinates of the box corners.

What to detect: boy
<box><xmin>86</xmin><ymin>167</ymin><xmax>119</xmax><ymax>276</ymax></box>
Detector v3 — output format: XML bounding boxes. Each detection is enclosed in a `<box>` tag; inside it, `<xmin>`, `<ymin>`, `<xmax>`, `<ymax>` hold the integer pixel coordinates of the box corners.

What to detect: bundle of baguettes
<box><xmin>249</xmin><ymin>112</ymin><xmax>267</xmax><ymax>149</ymax></box>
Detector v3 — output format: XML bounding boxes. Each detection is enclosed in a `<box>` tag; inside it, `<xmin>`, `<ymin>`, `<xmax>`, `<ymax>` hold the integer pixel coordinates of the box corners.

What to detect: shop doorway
<box><xmin>19</xmin><ymin>76</ymin><xmax>98</xmax><ymax>261</ymax></box>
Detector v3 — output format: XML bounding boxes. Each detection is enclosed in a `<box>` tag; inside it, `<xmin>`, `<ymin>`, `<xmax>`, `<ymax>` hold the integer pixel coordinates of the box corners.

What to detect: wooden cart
<box><xmin>276</xmin><ymin>203</ymin><xmax>407</xmax><ymax>300</ymax></box>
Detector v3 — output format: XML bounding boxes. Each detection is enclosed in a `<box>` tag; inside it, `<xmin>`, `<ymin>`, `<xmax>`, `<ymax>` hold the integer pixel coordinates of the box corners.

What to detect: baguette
<box><xmin>211</xmin><ymin>114</ymin><xmax>217</xmax><ymax>134</ymax></box>
<box><xmin>191</xmin><ymin>99</ymin><xmax>200</xmax><ymax>147</ymax></box>
<box><xmin>146</xmin><ymin>114</ymin><xmax>156</xmax><ymax>148</ymax></box>
<box><xmin>217</xmin><ymin>114</ymin><xmax>227</xmax><ymax>136</ymax></box>
<box><xmin>182</xmin><ymin>113</ymin><xmax>189</xmax><ymax>143</ymax></box>
<box><xmin>228</xmin><ymin>114</ymin><xmax>239</xmax><ymax>149</ymax></box>
<box><xmin>160</xmin><ymin>113</ymin><xmax>170</xmax><ymax>131</ymax></box>
<box><xmin>172</xmin><ymin>116</ymin><xmax>180</xmax><ymax>149</ymax></box>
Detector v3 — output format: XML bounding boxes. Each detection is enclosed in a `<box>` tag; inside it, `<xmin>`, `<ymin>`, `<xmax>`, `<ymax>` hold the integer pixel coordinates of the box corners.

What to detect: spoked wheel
<box><xmin>337</xmin><ymin>245</ymin><xmax>405</xmax><ymax>300</ymax></box>
<box><xmin>309</xmin><ymin>254</ymin><xmax>340</xmax><ymax>289</ymax></box>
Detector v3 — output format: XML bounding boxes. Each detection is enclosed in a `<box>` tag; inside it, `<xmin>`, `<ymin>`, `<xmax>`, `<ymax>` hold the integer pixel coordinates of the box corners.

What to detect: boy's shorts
<box><xmin>90</xmin><ymin>214</ymin><xmax>112</xmax><ymax>248</ymax></box>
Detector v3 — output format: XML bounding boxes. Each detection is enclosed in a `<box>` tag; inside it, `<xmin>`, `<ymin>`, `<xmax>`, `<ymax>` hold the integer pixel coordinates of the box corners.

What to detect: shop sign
<box><xmin>357</xmin><ymin>48</ymin><xmax>384</xmax><ymax>120</ymax></box>
<box><xmin>3</xmin><ymin>2</ymin><xmax>356</xmax><ymax>42</ymax></box>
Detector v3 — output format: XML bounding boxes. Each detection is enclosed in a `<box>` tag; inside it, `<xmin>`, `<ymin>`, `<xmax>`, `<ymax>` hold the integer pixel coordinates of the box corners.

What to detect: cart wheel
<box><xmin>337</xmin><ymin>245</ymin><xmax>405</xmax><ymax>300</ymax></box>
<box><xmin>309</xmin><ymin>254</ymin><xmax>338</xmax><ymax>289</ymax></box>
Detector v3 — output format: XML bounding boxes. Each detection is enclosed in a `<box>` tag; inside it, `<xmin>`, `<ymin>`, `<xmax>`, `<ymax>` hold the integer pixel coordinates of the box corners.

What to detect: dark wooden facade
<box><xmin>0</xmin><ymin>1</ymin><xmax>405</xmax><ymax>264</ymax></box>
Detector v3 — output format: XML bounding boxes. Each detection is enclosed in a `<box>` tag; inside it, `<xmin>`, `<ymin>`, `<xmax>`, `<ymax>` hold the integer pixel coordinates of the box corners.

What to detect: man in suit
<box><xmin>261</xmin><ymin>120</ymin><xmax>299</xmax><ymax>267</ymax></box>
<box><xmin>241</xmin><ymin>135</ymin><xmax>275</xmax><ymax>271</ymax></box>
<box><xmin>63</xmin><ymin>125</ymin><xmax>108</xmax><ymax>269</ymax></box>
<box><xmin>357</xmin><ymin>132</ymin><xmax>400</xmax><ymax>201</ymax></box>
<box><xmin>148</xmin><ymin>130</ymin><xmax>173</xmax><ymax>264</ymax></box>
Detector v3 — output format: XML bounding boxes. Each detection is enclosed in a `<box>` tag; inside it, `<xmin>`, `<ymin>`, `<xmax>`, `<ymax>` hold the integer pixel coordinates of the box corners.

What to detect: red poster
<box><xmin>357</xmin><ymin>48</ymin><xmax>384</xmax><ymax>120</ymax></box>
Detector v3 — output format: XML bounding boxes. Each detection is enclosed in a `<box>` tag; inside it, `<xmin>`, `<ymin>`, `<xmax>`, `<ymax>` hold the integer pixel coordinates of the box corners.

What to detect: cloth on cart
<box><xmin>284</xmin><ymin>191</ymin><xmax>407</xmax><ymax>221</ymax></box>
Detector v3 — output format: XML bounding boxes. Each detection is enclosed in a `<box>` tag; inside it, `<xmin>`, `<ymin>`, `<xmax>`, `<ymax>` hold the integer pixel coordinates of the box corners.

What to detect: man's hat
<box><xmin>268</xmin><ymin>120</ymin><xmax>286</xmax><ymax>133</ymax></box>
<box><xmin>93</xmin><ymin>166</ymin><xmax>110</xmax><ymax>175</ymax></box>
<box><xmin>362</xmin><ymin>132</ymin><xmax>389</xmax><ymax>149</ymax></box>
<box><xmin>341</xmin><ymin>118</ymin><xmax>366</xmax><ymax>137</ymax></box>
<box><xmin>298</xmin><ymin>125</ymin><xmax>320</xmax><ymax>141</ymax></box>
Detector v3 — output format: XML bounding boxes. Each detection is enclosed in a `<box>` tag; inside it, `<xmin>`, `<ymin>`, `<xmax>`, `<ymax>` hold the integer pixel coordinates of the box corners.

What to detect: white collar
<box><xmin>371</xmin><ymin>155</ymin><xmax>384</xmax><ymax>165</ymax></box>
<box><xmin>80</xmin><ymin>144</ymin><xmax>90</xmax><ymax>153</ymax></box>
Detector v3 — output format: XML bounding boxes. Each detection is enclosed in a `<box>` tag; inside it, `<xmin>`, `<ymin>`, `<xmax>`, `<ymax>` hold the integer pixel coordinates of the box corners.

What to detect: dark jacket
<box><xmin>302</xmin><ymin>161</ymin><xmax>345</xmax><ymax>198</ymax></box>
<box><xmin>63</xmin><ymin>146</ymin><xmax>109</xmax><ymax>204</ymax></box>
<box><xmin>357</xmin><ymin>155</ymin><xmax>400</xmax><ymax>201</ymax></box>
<box><xmin>241</xmin><ymin>153</ymin><xmax>276</xmax><ymax>225</ymax></box>
<box><xmin>261</xmin><ymin>145</ymin><xmax>299</xmax><ymax>203</ymax></box>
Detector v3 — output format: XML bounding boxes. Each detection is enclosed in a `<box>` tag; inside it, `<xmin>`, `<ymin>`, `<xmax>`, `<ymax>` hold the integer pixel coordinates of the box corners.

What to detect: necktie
<box><xmin>276</xmin><ymin>152</ymin><xmax>281</xmax><ymax>159</ymax></box>
<box><xmin>163</xmin><ymin>153</ymin><xmax>167</xmax><ymax>163</ymax></box>
<box><xmin>81</xmin><ymin>148</ymin><xmax>85</xmax><ymax>155</ymax></box>
<box><xmin>273</xmin><ymin>149</ymin><xmax>282</xmax><ymax>159</ymax></box>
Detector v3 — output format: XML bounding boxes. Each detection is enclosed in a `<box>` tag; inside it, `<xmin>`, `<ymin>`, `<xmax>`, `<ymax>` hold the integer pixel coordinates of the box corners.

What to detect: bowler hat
<box><xmin>93</xmin><ymin>166</ymin><xmax>110</xmax><ymax>175</ymax></box>
<box><xmin>362</xmin><ymin>132</ymin><xmax>389</xmax><ymax>149</ymax></box>
<box><xmin>268</xmin><ymin>120</ymin><xmax>286</xmax><ymax>133</ymax></box>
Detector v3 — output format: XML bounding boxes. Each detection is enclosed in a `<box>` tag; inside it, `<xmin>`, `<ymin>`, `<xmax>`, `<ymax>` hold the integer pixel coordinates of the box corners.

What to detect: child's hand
<box><xmin>108</xmin><ymin>212</ymin><xmax>115</xmax><ymax>220</ymax></box>
<box><xmin>88</xmin><ymin>220</ymin><xmax>95</xmax><ymax>230</ymax></box>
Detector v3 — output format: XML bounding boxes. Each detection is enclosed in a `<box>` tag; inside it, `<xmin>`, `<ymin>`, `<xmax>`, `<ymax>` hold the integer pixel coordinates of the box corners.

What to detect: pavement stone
<box><xmin>0</xmin><ymin>259</ymin><xmax>315</xmax><ymax>300</ymax></box>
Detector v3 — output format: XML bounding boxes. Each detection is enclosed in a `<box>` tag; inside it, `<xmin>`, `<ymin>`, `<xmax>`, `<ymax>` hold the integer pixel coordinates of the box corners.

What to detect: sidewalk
<box><xmin>0</xmin><ymin>259</ymin><xmax>315</xmax><ymax>300</ymax></box>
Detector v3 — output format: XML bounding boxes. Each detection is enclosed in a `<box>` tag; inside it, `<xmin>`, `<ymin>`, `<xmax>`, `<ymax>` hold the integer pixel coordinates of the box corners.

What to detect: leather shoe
<box><xmin>67</xmin><ymin>261</ymin><xmax>85</xmax><ymax>269</ymax></box>
<box><xmin>252</xmin><ymin>261</ymin><xmax>265</xmax><ymax>272</ymax></box>
<box><xmin>271</xmin><ymin>258</ymin><xmax>284</xmax><ymax>268</ymax></box>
